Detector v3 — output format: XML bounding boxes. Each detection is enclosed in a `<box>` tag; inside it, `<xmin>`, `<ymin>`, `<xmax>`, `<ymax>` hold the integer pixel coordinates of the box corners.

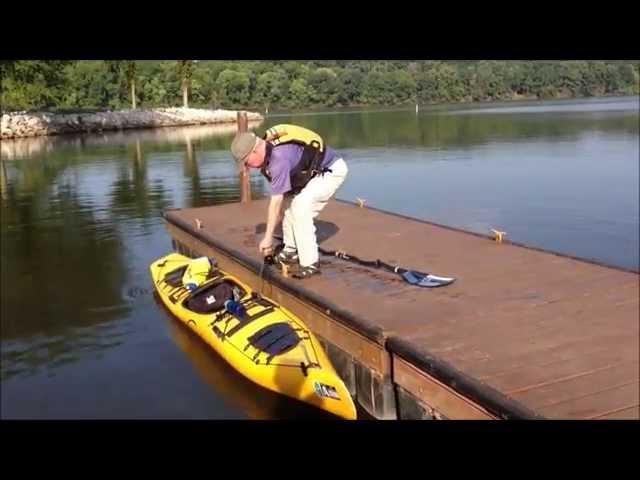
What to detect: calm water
<box><xmin>1</xmin><ymin>96</ymin><xmax>638</xmax><ymax>419</ymax></box>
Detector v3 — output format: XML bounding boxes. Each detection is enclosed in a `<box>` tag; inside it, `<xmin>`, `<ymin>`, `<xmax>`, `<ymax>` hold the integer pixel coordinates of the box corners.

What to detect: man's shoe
<box><xmin>276</xmin><ymin>249</ymin><xmax>299</xmax><ymax>265</ymax></box>
<box><xmin>292</xmin><ymin>263</ymin><xmax>321</xmax><ymax>279</ymax></box>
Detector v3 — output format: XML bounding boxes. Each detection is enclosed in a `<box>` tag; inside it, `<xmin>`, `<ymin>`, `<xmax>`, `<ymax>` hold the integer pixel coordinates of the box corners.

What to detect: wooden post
<box><xmin>237</xmin><ymin>111</ymin><xmax>251</xmax><ymax>203</ymax></box>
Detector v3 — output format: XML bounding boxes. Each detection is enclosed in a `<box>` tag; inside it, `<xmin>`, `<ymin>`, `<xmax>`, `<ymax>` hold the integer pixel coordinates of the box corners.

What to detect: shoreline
<box><xmin>0</xmin><ymin>107</ymin><xmax>264</xmax><ymax>140</ymax></box>
<box><xmin>2</xmin><ymin>94</ymin><xmax>636</xmax><ymax>141</ymax></box>
<box><xmin>263</xmin><ymin>93</ymin><xmax>639</xmax><ymax>115</ymax></box>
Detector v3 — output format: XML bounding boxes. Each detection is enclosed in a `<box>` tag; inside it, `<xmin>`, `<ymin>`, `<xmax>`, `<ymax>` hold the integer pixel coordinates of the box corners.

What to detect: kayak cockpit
<box><xmin>184</xmin><ymin>279</ymin><xmax>246</xmax><ymax>314</ymax></box>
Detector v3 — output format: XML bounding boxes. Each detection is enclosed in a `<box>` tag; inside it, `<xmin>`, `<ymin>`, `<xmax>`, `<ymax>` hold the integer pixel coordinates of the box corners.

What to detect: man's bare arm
<box><xmin>261</xmin><ymin>194</ymin><xmax>284</xmax><ymax>251</ymax></box>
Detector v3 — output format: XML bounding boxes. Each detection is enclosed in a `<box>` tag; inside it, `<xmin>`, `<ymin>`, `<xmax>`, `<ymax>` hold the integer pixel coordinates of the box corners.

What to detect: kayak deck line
<box><xmin>161</xmin><ymin>198</ymin><xmax>639</xmax><ymax>420</ymax></box>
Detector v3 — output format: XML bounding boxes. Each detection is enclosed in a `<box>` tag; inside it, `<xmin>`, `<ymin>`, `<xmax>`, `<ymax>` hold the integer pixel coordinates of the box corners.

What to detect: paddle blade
<box><xmin>402</xmin><ymin>270</ymin><xmax>456</xmax><ymax>288</ymax></box>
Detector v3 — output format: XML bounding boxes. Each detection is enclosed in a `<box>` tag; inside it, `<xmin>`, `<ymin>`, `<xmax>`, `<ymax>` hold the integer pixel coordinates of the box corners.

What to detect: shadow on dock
<box><xmin>254</xmin><ymin>219</ymin><xmax>340</xmax><ymax>246</ymax></box>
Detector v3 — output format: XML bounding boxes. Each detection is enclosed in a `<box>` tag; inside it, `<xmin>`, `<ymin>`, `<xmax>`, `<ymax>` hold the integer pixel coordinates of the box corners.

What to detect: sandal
<box><xmin>292</xmin><ymin>263</ymin><xmax>321</xmax><ymax>279</ymax></box>
<box><xmin>276</xmin><ymin>249</ymin><xmax>299</xmax><ymax>265</ymax></box>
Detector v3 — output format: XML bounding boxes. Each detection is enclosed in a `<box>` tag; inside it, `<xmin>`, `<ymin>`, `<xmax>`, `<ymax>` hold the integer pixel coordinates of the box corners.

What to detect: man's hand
<box><xmin>259</xmin><ymin>236</ymin><xmax>273</xmax><ymax>256</ymax></box>
<box><xmin>260</xmin><ymin>194</ymin><xmax>284</xmax><ymax>256</ymax></box>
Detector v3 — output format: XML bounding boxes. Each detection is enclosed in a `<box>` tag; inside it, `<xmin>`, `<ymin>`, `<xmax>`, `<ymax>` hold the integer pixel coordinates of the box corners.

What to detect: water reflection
<box><xmin>265</xmin><ymin>97</ymin><xmax>639</xmax><ymax>150</ymax></box>
<box><xmin>1</xmin><ymin>157</ymin><xmax>8</xmax><ymax>200</ymax></box>
<box><xmin>0</xmin><ymin>182</ymin><xmax>130</xmax><ymax>378</ymax></box>
<box><xmin>0</xmin><ymin>121</ymin><xmax>264</xmax><ymax>161</ymax></box>
<box><xmin>448</xmin><ymin>97</ymin><xmax>640</xmax><ymax>115</ymax></box>
<box><xmin>1</xmin><ymin>321</ymin><xmax>129</xmax><ymax>381</ymax></box>
<box><xmin>0</xmin><ymin>121</ymin><xmax>265</xmax><ymax>383</ymax></box>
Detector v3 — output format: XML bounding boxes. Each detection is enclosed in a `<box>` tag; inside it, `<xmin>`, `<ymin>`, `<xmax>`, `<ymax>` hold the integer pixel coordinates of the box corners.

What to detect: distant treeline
<box><xmin>1</xmin><ymin>60</ymin><xmax>638</xmax><ymax>112</ymax></box>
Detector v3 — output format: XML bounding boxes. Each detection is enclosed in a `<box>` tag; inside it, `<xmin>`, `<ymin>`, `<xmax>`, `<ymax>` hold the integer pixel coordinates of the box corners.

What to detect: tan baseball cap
<box><xmin>230</xmin><ymin>132</ymin><xmax>258</xmax><ymax>163</ymax></box>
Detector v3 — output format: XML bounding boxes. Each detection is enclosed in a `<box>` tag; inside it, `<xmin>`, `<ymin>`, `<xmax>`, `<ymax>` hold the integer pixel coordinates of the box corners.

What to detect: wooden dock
<box><xmin>162</xmin><ymin>198</ymin><xmax>639</xmax><ymax>420</ymax></box>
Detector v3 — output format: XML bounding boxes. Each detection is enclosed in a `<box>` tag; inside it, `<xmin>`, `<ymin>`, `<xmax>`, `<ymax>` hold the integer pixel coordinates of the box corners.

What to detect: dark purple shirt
<box><xmin>267</xmin><ymin>143</ymin><xmax>338</xmax><ymax>195</ymax></box>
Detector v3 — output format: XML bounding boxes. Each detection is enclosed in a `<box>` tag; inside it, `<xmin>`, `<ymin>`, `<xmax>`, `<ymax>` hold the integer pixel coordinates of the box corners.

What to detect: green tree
<box><xmin>580</xmin><ymin>62</ymin><xmax>609</xmax><ymax>96</ymax></box>
<box><xmin>254</xmin><ymin>70</ymin><xmax>289</xmax><ymax>108</ymax></box>
<box><xmin>337</xmin><ymin>69</ymin><xmax>365</xmax><ymax>105</ymax></box>
<box><xmin>1</xmin><ymin>60</ymin><xmax>69</xmax><ymax>111</ymax></box>
<box><xmin>388</xmin><ymin>70</ymin><xmax>417</xmax><ymax>104</ymax></box>
<box><xmin>59</xmin><ymin>61</ymin><xmax>112</xmax><ymax>108</ymax></box>
<box><xmin>189</xmin><ymin>64</ymin><xmax>218</xmax><ymax>108</ymax></box>
<box><xmin>616</xmin><ymin>63</ymin><xmax>640</xmax><ymax>94</ymax></box>
<box><xmin>362</xmin><ymin>70</ymin><xmax>388</xmax><ymax>104</ymax></box>
<box><xmin>2</xmin><ymin>60</ymin><xmax>639</xmax><ymax>112</ymax></box>
<box><xmin>103</xmin><ymin>61</ymin><xmax>132</xmax><ymax>109</ymax></box>
<box><xmin>554</xmin><ymin>61</ymin><xmax>582</xmax><ymax>96</ymax></box>
<box><xmin>307</xmin><ymin>68</ymin><xmax>339</xmax><ymax>106</ymax></box>
<box><xmin>137</xmin><ymin>61</ymin><xmax>169</xmax><ymax>107</ymax></box>
<box><xmin>177</xmin><ymin>60</ymin><xmax>194</xmax><ymax>108</ymax></box>
<box><xmin>287</xmin><ymin>78</ymin><xmax>311</xmax><ymax>107</ymax></box>
<box><xmin>281</xmin><ymin>61</ymin><xmax>304</xmax><ymax>80</ymax></box>
<box><xmin>417</xmin><ymin>62</ymin><xmax>464</xmax><ymax>103</ymax></box>
<box><xmin>215</xmin><ymin>69</ymin><xmax>250</xmax><ymax>107</ymax></box>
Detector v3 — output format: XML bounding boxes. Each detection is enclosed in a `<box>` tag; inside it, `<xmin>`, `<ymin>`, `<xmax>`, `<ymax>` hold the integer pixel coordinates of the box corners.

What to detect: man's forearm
<box><xmin>265</xmin><ymin>194</ymin><xmax>284</xmax><ymax>239</ymax></box>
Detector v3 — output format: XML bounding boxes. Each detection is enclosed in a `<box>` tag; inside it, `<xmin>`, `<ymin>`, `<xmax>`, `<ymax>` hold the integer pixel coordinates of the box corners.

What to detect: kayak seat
<box><xmin>184</xmin><ymin>280</ymin><xmax>245</xmax><ymax>314</ymax></box>
<box><xmin>247</xmin><ymin>322</ymin><xmax>301</xmax><ymax>357</ymax></box>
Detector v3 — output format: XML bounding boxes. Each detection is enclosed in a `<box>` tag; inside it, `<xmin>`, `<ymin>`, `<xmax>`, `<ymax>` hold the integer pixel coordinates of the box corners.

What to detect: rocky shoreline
<box><xmin>1</xmin><ymin>107</ymin><xmax>264</xmax><ymax>140</ymax></box>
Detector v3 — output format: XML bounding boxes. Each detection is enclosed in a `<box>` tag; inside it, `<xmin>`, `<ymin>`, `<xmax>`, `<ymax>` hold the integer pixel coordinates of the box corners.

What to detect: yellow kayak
<box><xmin>149</xmin><ymin>252</ymin><xmax>357</xmax><ymax>420</ymax></box>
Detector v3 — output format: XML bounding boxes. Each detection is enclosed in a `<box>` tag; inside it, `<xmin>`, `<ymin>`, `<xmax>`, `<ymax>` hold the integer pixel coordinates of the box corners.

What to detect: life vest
<box><xmin>260</xmin><ymin>124</ymin><xmax>329</xmax><ymax>195</ymax></box>
<box><xmin>182</xmin><ymin>256</ymin><xmax>213</xmax><ymax>291</ymax></box>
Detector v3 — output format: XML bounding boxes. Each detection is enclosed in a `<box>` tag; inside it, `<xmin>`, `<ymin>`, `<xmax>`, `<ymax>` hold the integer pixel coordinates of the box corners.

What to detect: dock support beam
<box><xmin>237</xmin><ymin>111</ymin><xmax>251</xmax><ymax>204</ymax></box>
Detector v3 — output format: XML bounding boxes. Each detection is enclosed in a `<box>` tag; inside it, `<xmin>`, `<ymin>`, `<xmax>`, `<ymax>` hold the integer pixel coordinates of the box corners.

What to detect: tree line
<box><xmin>1</xmin><ymin>60</ymin><xmax>638</xmax><ymax>113</ymax></box>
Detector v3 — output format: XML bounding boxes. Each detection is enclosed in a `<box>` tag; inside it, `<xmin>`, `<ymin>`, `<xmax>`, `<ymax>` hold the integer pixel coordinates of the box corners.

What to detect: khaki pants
<box><xmin>282</xmin><ymin>158</ymin><xmax>348</xmax><ymax>267</ymax></box>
